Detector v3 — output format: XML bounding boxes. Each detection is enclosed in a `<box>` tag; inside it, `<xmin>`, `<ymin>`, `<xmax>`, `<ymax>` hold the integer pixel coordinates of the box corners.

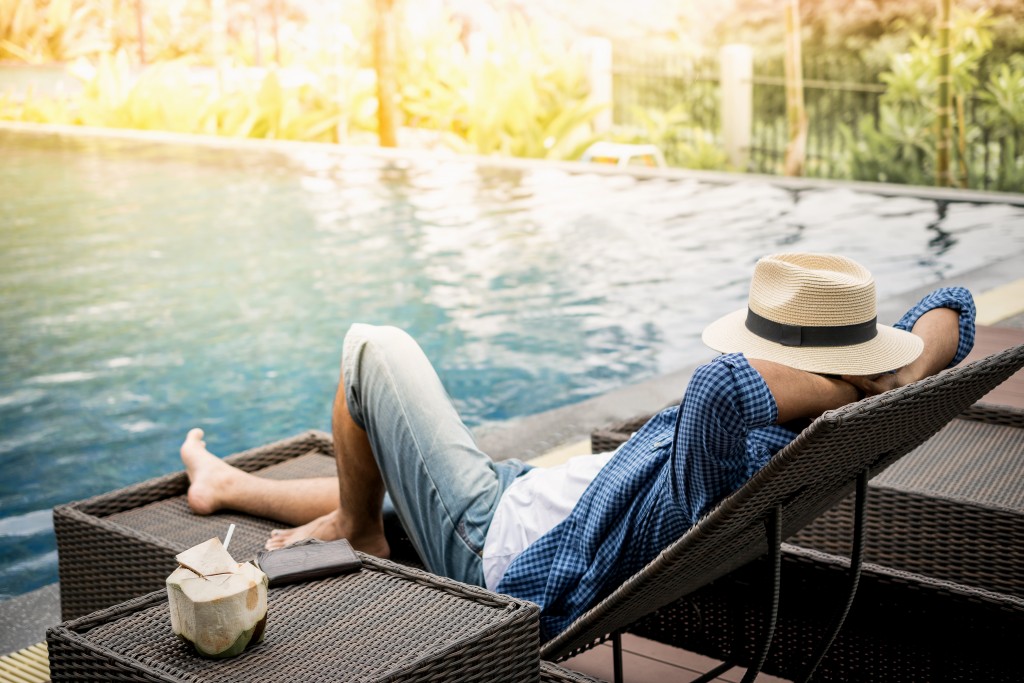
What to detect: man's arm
<box><xmin>750</xmin><ymin>306</ymin><xmax>964</xmax><ymax>425</ymax></box>
<box><xmin>842</xmin><ymin>307</ymin><xmax>961</xmax><ymax>397</ymax></box>
<box><xmin>748</xmin><ymin>359</ymin><xmax>859</xmax><ymax>424</ymax></box>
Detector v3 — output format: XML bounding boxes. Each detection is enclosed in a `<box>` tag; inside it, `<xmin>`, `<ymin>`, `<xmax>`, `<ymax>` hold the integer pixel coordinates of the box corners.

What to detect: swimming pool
<box><xmin>2</xmin><ymin>127</ymin><xmax>1023</xmax><ymax>599</ymax></box>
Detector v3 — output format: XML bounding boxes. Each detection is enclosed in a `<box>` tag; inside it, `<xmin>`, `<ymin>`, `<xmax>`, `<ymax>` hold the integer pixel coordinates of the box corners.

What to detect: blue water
<box><xmin>2</xmin><ymin>130</ymin><xmax>1024</xmax><ymax>600</ymax></box>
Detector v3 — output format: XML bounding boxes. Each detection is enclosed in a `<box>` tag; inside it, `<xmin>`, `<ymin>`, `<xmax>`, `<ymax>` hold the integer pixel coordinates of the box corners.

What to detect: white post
<box><xmin>579</xmin><ymin>37</ymin><xmax>613</xmax><ymax>133</ymax></box>
<box><xmin>719</xmin><ymin>43</ymin><xmax>753</xmax><ymax>171</ymax></box>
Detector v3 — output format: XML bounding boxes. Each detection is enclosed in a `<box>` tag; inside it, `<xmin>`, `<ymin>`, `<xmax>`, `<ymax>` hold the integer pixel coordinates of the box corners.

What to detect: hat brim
<box><xmin>702</xmin><ymin>308</ymin><xmax>924</xmax><ymax>376</ymax></box>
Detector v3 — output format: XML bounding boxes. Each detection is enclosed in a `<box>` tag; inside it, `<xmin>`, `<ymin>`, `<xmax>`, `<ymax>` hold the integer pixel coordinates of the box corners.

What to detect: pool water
<box><xmin>2</xmin><ymin>130</ymin><xmax>1023</xmax><ymax>600</ymax></box>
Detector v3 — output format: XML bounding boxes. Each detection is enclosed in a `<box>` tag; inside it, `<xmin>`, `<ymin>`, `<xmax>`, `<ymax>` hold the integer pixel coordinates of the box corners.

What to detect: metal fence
<box><xmin>747</xmin><ymin>57</ymin><xmax>885</xmax><ymax>179</ymax></box>
<box><xmin>610</xmin><ymin>46</ymin><xmax>1021</xmax><ymax>191</ymax></box>
<box><xmin>611</xmin><ymin>52</ymin><xmax>720</xmax><ymax>135</ymax></box>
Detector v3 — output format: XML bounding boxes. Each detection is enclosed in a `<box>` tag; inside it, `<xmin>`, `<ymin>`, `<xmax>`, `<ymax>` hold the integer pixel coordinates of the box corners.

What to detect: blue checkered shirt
<box><xmin>495</xmin><ymin>287</ymin><xmax>976</xmax><ymax>641</ymax></box>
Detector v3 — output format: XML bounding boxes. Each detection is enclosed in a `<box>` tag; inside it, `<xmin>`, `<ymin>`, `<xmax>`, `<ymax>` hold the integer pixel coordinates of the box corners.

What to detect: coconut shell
<box><xmin>167</xmin><ymin>539</ymin><xmax>268</xmax><ymax>658</ymax></box>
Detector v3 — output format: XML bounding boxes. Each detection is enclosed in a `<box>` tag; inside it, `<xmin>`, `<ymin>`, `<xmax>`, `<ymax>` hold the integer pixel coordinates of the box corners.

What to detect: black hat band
<box><xmin>745</xmin><ymin>308</ymin><xmax>878</xmax><ymax>347</ymax></box>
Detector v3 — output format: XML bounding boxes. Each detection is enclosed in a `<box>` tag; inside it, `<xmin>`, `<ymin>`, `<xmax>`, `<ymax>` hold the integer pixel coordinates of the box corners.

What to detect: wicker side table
<box><xmin>53</xmin><ymin>431</ymin><xmax>339</xmax><ymax>620</ymax></box>
<box><xmin>787</xmin><ymin>406</ymin><xmax>1024</xmax><ymax>596</ymax></box>
<box><xmin>48</xmin><ymin>555</ymin><xmax>540</xmax><ymax>682</ymax></box>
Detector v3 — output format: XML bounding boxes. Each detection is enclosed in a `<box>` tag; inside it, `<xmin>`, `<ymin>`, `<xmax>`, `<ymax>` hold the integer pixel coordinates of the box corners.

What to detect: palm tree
<box><xmin>783</xmin><ymin>0</ymin><xmax>806</xmax><ymax>176</ymax></box>
<box><xmin>135</xmin><ymin>0</ymin><xmax>146</xmax><ymax>64</ymax></box>
<box><xmin>374</xmin><ymin>0</ymin><xmax>398</xmax><ymax>147</ymax></box>
<box><xmin>936</xmin><ymin>0</ymin><xmax>953</xmax><ymax>186</ymax></box>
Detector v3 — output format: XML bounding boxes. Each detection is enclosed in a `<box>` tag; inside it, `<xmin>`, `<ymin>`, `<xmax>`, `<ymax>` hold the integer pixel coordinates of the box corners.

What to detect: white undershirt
<box><xmin>482</xmin><ymin>450</ymin><xmax>616</xmax><ymax>591</ymax></box>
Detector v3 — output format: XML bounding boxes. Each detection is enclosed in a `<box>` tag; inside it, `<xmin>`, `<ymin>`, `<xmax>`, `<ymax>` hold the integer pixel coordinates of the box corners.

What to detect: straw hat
<box><xmin>702</xmin><ymin>253</ymin><xmax>923</xmax><ymax>375</ymax></box>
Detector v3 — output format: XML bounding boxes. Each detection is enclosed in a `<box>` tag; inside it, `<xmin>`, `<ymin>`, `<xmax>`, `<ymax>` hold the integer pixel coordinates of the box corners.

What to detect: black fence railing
<box><xmin>610</xmin><ymin>47</ymin><xmax>1022</xmax><ymax>192</ymax></box>
<box><xmin>747</xmin><ymin>57</ymin><xmax>886</xmax><ymax>179</ymax></box>
<box><xmin>611</xmin><ymin>53</ymin><xmax>720</xmax><ymax>135</ymax></box>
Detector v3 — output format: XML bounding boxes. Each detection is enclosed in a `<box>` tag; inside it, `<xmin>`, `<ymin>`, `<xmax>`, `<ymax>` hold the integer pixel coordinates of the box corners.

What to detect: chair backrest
<box><xmin>541</xmin><ymin>343</ymin><xmax>1024</xmax><ymax>660</ymax></box>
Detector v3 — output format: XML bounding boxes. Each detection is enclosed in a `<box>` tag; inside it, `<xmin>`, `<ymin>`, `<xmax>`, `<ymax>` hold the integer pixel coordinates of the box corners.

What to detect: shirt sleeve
<box><xmin>893</xmin><ymin>287</ymin><xmax>976</xmax><ymax>367</ymax></box>
<box><xmin>672</xmin><ymin>353</ymin><xmax>777</xmax><ymax>522</ymax></box>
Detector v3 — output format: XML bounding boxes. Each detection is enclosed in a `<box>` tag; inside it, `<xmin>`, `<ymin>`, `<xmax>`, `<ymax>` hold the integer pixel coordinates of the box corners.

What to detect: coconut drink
<box><xmin>166</xmin><ymin>536</ymin><xmax>268</xmax><ymax>658</ymax></box>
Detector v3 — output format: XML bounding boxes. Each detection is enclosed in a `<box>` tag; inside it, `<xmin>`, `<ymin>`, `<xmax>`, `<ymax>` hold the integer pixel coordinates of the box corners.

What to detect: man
<box><xmin>181</xmin><ymin>252</ymin><xmax>974</xmax><ymax>640</ymax></box>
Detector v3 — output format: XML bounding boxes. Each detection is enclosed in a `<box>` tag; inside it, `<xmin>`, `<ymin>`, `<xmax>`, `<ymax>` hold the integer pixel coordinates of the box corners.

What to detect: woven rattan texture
<box><xmin>107</xmin><ymin>450</ymin><xmax>336</xmax><ymax>549</ymax></box>
<box><xmin>590</xmin><ymin>415</ymin><xmax>651</xmax><ymax>455</ymax></box>
<box><xmin>628</xmin><ymin>544</ymin><xmax>1023</xmax><ymax>682</ymax></box>
<box><xmin>789</xmin><ymin>410</ymin><xmax>1024</xmax><ymax>596</ymax></box>
<box><xmin>539</xmin><ymin>661</ymin><xmax>606</xmax><ymax>683</ymax></box>
<box><xmin>546</xmin><ymin>344</ymin><xmax>1024</xmax><ymax>661</ymax></box>
<box><xmin>872</xmin><ymin>413</ymin><xmax>1024</xmax><ymax>507</ymax></box>
<box><xmin>48</xmin><ymin>556</ymin><xmax>540</xmax><ymax>682</ymax></box>
<box><xmin>54</xmin><ymin>431</ymin><xmax>335</xmax><ymax>620</ymax></box>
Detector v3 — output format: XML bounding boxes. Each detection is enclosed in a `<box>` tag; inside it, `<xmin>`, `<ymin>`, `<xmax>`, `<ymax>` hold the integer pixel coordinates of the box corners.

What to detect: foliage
<box><xmin>838</xmin><ymin>7</ymin><xmax>1024</xmax><ymax>190</ymax></box>
<box><xmin>0</xmin><ymin>0</ymin><xmax>320</xmax><ymax>67</ymax></box>
<box><xmin>976</xmin><ymin>54</ymin><xmax>1024</xmax><ymax>190</ymax></box>
<box><xmin>396</xmin><ymin>8</ymin><xmax>602</xmax><ymax>159</ymax></box>
<box><xmin>613</xmin><ymin>103</ymin><xmax>728</xmax><ymax>171</ymax></box>
<box><xmin>2</xmin><ymin>2</ymin><xmax>602</xmax><ymax>161</ymax></box>
<box><xmin>708</xmin><ymin>0</ymin><xmax>1023</xmax><ymax>73</ymax></box>
<box><xmin>0</xmin><ymin>51</ymin><xmax>377</xmax><ymax>143</ymax></box>
<box><xmin>0</xmin><ymin>0</ymin><xmax>107</xmax><ymax>63</ymax></box>
<box><xmin>5</xmin><ymin>0</ymin><xmax>1020</xmax><ymax>186</ymax></box>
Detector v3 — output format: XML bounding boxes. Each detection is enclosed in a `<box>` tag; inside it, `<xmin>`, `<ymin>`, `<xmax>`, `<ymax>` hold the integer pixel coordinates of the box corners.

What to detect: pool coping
<box><xmin>4</xmin><ymin>120</ymin><xmax>1024</xmax><ymax>206</ymax></box>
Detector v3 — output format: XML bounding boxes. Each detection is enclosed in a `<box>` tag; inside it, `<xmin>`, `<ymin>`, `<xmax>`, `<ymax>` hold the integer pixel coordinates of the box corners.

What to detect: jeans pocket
<box><xmin>456</xmin><ymin>519</ymin><xmax>485</xmax><ymax>556</ymax></box>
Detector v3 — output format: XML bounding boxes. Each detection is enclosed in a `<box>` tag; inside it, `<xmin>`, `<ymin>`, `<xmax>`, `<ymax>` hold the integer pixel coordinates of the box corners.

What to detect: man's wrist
<box><xmin>822</xmin><ymin>375</ymin><xmax>862</xmax><ymax>406</ymax></box>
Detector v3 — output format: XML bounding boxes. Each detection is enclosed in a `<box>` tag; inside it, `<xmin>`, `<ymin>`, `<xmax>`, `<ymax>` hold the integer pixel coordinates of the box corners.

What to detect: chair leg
<box><xmin>612</xmin><ymin>631</ymin><xmax>624</xmax><ymax>683</ymax></box>
<box><xmin>691</xmin><ymin>661</ymin><xmax>737</xmax><ymax>683</ymax></box>
<box><xmin>740</xmin><ymin>504</ymin><xmax>783</xmax><ymax>683</ymax></box>
<box><xmin>799</xmin><ymin>469</ymin><xmax>869</xmax><ymax>683</ymax></box>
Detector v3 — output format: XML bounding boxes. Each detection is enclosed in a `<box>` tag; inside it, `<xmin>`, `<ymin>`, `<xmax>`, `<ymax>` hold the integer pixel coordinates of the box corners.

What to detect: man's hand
<box><xmin>841</xmin><ymin>307</ymin><xmax>962</xmax><ymax>399</ymax></box>
<box><xmin>840</xmin><ymin>372</ymin><xmax>901</xmax><ymax>398</ymax></box>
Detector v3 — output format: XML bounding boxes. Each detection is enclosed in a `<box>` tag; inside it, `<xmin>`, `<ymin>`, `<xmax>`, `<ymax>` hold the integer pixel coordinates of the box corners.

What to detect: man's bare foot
<box><xmin>265</xmin><ymin>510</ymin><xmax>343</xmax><ymax>550</ymax></box>
<box><xmin>265</xmin><ymin>509</ymin><xmax>390</xmax><ymax>559</ymax></box>
<box><xmin>180</xmin><ymin>428</ymin><xmax>236</xmax><ymax>515</ymax></box>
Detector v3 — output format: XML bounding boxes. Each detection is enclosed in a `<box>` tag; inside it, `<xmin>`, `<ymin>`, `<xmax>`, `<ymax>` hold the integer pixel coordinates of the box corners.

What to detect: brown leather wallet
<box><xmin>255</xmin><ymin>538</ymin><xmax>362</xmax><ymax>587</ymax></box>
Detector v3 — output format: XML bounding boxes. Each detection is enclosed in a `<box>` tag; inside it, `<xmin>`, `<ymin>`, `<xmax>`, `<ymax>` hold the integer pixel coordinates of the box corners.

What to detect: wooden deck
<box><xmin>560</xmin><ymin>634</ymin><xmax>787</xmax><ymax>682</ymax></box>
<box><xmin>964</xmin><ymin>324</ymin><xmax>1024</xmax><ymax>409</ymax></box>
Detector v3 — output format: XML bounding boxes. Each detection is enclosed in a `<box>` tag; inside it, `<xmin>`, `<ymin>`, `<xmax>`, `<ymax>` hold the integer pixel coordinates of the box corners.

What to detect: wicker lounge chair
<box><xmin>587</xmin><ymin>404</ymin><xmax>1024</xmax><ymax>682</ymax></box>
<box><xmin>541</xmin><ymin>342</ymin><xmax>1024</xmax><ymax>682</ymax></box>
<box><xmin>53</xmin><ymin>344</ymin><xmax>1024</xmax><ymax>681</ymax></box>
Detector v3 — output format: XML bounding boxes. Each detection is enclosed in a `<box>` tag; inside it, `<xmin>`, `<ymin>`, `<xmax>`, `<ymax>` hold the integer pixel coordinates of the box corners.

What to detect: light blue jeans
<box><xmin>342</xmin><ymin>324</ymin><xmax>530</xmax><ymax>587</ymax></box>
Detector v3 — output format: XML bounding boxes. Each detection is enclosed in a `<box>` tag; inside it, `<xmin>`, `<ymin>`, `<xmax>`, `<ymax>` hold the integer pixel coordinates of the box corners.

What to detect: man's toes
<box><xmin>265</xmin><ymin>532</ymin><xmax>288</xmax><ymax>550</ymax></box>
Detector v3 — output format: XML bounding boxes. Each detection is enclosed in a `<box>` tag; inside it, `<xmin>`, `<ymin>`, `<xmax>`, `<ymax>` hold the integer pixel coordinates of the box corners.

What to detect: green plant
<box><xmin>839</xmin><ymin>7</ymin><xmax>1024</xmax><ymax>190</ymax></box>
<box><xmin>0</xmin><ymin>0</ymin><xmax>107</xmax><ymax>63</ymax></box>
<box><xmin>396</xmin><ymin>8</ymin><xmax>603</xmax><ymax>159</ymax></box>
<box><xmin>0</xmin><ymin>86</ymin><xmax>73</xmax><ymax>122</ymax></box>
<box><xmin>979</xmin><ymin>54</ymin><xmax>1024</xmax><ymax>131</ymax></box>
<box><xmin>976</xmin><ymin>54</ymin><xmax>1024</xmax><ymax>190</ymax></box>
<box><xmin>0</xmin><ymin>51</ymin><xmax>367</xmax><ymax>143</ymax></box>
<box><xmin>613</xmin><ymin>103</ymin><xmax>729</xmax><ymax>171</ymax></box>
